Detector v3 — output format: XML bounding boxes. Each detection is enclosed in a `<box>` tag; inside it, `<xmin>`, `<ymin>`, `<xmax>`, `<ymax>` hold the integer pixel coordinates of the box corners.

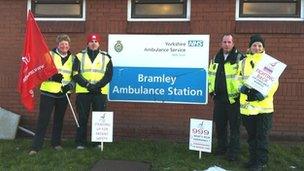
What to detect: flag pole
<box><xmin>65</xmin><ymin>93</ymin><xmax>80</xmax><ymax>127</ymax></box>
<box><xmin>101</xmin><ymin>142</ymin><xmax>104</xmax><ymax>151</ymax></box>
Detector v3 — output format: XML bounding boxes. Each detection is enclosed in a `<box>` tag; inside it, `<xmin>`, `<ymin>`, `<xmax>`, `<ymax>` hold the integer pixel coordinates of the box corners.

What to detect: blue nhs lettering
<box><xmin>188</xmin><ymin>40</ymin><xmax>203</xmax><ymax>47</ymax></box>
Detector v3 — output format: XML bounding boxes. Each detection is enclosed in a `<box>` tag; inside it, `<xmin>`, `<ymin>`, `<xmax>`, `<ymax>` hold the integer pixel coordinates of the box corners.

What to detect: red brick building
<box><xmin>0</xmin><ymin>0</ymin><xmax>303</xmax><ymax>141</ymax></box>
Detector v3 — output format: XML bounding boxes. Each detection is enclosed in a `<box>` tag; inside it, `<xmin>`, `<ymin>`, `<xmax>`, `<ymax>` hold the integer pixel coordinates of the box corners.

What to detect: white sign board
<box><xmin>91</xmin><ymin>111</ymin><xmax>113</xmax><ymax>142</ymax></box>
<box><xmin>245</xmin><ymin>54</ymin><xmax>287</xmax><ymax>96</ymax></box>
<box><xmin>108</xmin><ymin>34</ymin><xmax>209</xmax><ymax>104</ymax></box>
<box><xmin>189</xmin><ymin>118</ymin><xmax>213</xmax><ymax>153</ymax></box>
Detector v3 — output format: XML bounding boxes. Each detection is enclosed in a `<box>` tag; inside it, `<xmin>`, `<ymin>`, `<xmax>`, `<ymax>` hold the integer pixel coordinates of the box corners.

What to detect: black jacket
<box><xmin>213</xmin><ymin>47</ymin><xmax>244</xmax><ymax>103</ymax></box>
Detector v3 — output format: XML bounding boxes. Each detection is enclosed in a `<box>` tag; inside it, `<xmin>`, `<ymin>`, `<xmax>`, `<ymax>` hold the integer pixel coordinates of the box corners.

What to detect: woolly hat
<box><xmin>87</xmin><ymin>33</ymin><xmax>101</xmax><ymax>43</ymax></box>
<box><xmin>248</xmin><ymin>34</ymin><xmax>265</xmax><ymax>48</ymax></box>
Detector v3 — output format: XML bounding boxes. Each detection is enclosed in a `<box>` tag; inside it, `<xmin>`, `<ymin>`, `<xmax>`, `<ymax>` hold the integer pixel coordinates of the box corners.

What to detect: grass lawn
<box><xmin>0</xmin><ymin>138</ymin><xmax>303</xmax><ymax>171</ymax></box>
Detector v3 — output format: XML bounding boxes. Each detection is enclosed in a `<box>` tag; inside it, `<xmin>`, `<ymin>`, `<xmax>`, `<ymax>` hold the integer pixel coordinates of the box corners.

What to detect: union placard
<box><xmin>245</xmin><ymin>54</ymin><xmax>287</xmax><ymax>96</ymax></box>
<box><xmin>91</xmin><ymin>111</ymin><xmax>113</xmax><ymax>142</ymax></box>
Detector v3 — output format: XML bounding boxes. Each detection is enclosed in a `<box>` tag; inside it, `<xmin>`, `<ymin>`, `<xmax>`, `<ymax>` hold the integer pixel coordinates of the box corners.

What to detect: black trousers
<box><xmin>242</xmin><ymin>113</ymin><xmax>273</xmax><ymax>165</ymax></box>
<box><xmin>75</xmin><ymin>93</ymin><xmax>107</xmax><ymax>146</ymax></box>
<box><xmin>31</xmin><ymin>94</ymin><xmax>68</xmax><ymax>151</ymax></box>
<box><xmin>213</xmin><ymin>100</ymin><xmax>240</xmax><ymax>156</ymax></box>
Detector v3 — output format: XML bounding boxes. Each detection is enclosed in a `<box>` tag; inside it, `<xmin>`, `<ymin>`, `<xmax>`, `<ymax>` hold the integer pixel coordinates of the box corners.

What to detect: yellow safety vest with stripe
<box><xmin>238</xmin><ymin>52</ymin><xmax>279</xmax><ymax>116</ymax></box>
<box><xmin>208</xmin><ymin>55</ymin><xmax>241</xmax><ymax>104</ymax></box>
<box><xmin>75</xmin><ymin>50</ymin><xmax>110</xmax><ymax>94</ymax></box>
<box><xmin>40</xmin><ymin>51</ymin><xmax>74</xmax><ymax>93</ymax></box>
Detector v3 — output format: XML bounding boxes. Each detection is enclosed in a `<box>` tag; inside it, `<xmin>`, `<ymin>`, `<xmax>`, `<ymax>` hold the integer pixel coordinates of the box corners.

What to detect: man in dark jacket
<box><xmin>72</xmin><ymin>33</ymin><xmax>113</xmax><ymax>149</ymax></box>
<box><xmin>208</xmin><ymin>34</ymin><xmax>244</xmax><ymax>161</ymax></box>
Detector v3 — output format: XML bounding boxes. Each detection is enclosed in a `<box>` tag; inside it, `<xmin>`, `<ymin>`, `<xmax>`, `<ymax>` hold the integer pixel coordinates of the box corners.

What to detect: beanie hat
<box><xmin>87</xmin><ymin>33</ymin><xmax>101</xmax><ymax>43</ymax></box>
<box><xmin>248</xmin><ymin>34</ymin><xmax>265</xmax><ymax>48</ymax></box>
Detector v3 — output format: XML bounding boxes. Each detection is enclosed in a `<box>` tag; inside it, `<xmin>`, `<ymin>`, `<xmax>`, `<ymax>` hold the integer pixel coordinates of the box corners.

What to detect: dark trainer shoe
<box><xmin>249</xmin><ymin>163</ymin><xmax>267</xmax><ymax>171</ymax></box>
<box><xmin>243</xmin><ymin>160</ymin><xmax>256</xmax><ymax>168</ymax></box>
<box><xmin>226</xmin><ymin>154</ymin><xmax>238</xmax><ymax>161</ymax></box>
<box><xmin>214</xmin><ymin>149</ymin><xmax>226</xmax><ymax>156</ymax></box>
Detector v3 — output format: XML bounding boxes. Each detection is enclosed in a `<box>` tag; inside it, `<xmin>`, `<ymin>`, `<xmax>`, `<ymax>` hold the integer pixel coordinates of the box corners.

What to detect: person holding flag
<box><xmin>73</xmin><ymin>33</ymin><xmax>113</xmax><ymax>149</ymax></box>
<box><xmin>29</xmin><ymin>34</ymin><xmax>75</xmax><ymax>155</ymax></box>
<box><xmin>18</xmin><ymin>11</ymin><xmax>58</xmax><ymax>111</ymax></box>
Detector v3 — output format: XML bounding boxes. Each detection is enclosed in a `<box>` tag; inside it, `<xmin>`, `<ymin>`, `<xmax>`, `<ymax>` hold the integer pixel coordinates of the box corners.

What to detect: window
<box><xmin>236</xmin><ymin>0</ymin><xmax>304</xmax><ymax>21</ymax></box>
<box><xmin>128</xmin><ymin>0</ymin><xmax>190</xmax><ymax>21</ymax></box>
<box><xmin>28</xmin><ymin>0</ymin><xmax>86</xmax><ymax>21</ymax></box>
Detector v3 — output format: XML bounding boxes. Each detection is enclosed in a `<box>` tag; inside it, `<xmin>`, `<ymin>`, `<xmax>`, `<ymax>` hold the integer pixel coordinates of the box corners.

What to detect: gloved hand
<box><xmin>246</xmin><ymin>90</ymin><xmax>257</xmax><ymax>101</ymax></box>
<box><xmin>61</xmin><ymin>84</ymin><xmax>71</xmax><ymax>94</ymax></box>
<box><xmin>246</xmin><ymin>89</ymin><xmax>265</xmax><ymax>101</ymax></box>
<box><xmin>51</xmin><ymin>73</ymin><xmax>63</xmax><ymax>83</ymax></box>
<box><xmin>86</xmin><ymin>83</ymin><xmax>100</xmax><ymax>93</ymax></box>
<box><xmin>86</xmin><ymin>83</ymin><xmax>96</xmax><ymax>91</ymax></box>
<box><xmin>255</xmin><ymin>91</ymin><xmax>265</xmax><ymax>101</ymax></box>
<box><xmin>240</xmin><ymin>86</ymin><xmax>250</xmax><ymax>95</ymax></box>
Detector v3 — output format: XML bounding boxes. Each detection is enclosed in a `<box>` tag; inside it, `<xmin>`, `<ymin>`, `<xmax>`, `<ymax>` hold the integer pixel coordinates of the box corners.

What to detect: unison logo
<box><xmin>188</xmin><ymin>40</ymin><xmax>203</xmax><ymax>47</ymax></box>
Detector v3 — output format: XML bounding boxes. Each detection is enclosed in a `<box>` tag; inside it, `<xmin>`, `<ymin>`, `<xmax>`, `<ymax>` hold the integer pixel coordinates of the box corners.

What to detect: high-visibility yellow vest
<box><xmin>208</xmin><ymin>57</ymin><xmax>240</xmax><ymax>104</ymax></box>
<box><xmin>40</xmin><ymin>51</ymin><xmax>74</xmax><ymax>93</ymax></box>
<box><xmin>75</xmin><ymin>50</ymin><xmax>110</xmax><ymax>94</ymax></box>
<box><xmin>238</xmin><ymin>53</ymin><xmax>279</xmax><ymax>116</ymax></box>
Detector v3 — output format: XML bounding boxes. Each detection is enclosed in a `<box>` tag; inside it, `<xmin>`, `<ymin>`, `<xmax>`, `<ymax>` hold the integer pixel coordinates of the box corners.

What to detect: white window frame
<box><xmin>27</xmin><ymin>0</ymin><xmax>86</xmax><ymax>21</ymax></box>
<box><xmin>127</xmin><ymin>0</ymin><xmax>191</xmax><ymax>22</ymax></box>
<box><xmin>235</xmin><ymin>0</ymin><xmax>304</xmax><ymax>21</ymax></box>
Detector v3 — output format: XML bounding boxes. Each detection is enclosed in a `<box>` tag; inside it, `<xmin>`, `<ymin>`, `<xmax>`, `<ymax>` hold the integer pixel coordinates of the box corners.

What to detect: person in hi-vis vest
<box><xmin>72</xmin><ymin>33</ymin><xmax>113</xmax><ymax>149</ymax></box>
<box><xmin>208</xmin><ymin>34</ymin><xmax>244</xmax><ymax>161</ymax></box>
<box><xmin>29</xmin><ymin>34</ymin><xmax>75</xmax><ymax>155</ymax></box>
<box><xmin>239</xmin><ymin>34</ymin><xmax>279</xmax><ymax>170</ymax></box>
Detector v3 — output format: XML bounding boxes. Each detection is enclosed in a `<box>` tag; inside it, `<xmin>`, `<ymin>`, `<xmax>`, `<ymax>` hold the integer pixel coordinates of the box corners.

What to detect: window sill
<box><xmin>235</xmin><ymin>21</ymin><xmax>304</xmax><ymax>34</ymax></box>
<box><xmin>37</xmin><ymin>21</ymin><xmax>85</xmax><ymax>33</ymax></box>
<box><xmin>126</xmin><ymin>21</ymin><xmax>190</xmax><ymax>33</ymax></box>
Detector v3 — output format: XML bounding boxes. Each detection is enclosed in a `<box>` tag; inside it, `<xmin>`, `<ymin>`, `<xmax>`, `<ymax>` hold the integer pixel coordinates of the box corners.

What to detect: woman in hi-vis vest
<box><xmin>29</xmin><ymin>34</ymin><xmax>75</xmax><ymax>155</ymax></box>
<box><xmin>238</xmin><ymin>34</ymin><xmax>279</xmax><ymax>171</ymax></box>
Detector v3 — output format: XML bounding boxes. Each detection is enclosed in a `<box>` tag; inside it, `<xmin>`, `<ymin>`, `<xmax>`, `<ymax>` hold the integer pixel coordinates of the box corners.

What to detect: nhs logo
<box><xmin>188</xmin><ymin>40</ymin><xmax>203</xmax><ymax>47</ymax></box>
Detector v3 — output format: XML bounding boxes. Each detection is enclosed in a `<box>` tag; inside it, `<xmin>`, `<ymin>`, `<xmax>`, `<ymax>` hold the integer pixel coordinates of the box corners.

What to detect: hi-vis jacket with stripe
<box><xmin>208</xmin><ymin>48</ymin><xmax>243</xmax><ymax>104</ymax></box>
<box><xmin>238</xmin><ymin>52</ymin><xmax>279</xmax><ymax>116</ymax></box>
<box><xmin>40</xmin><ymin>51</ymin><xmax>74</xmax><ymax>93</ymax></box>
<box><xmin>74</xmin><ymin>49</ymin><xmax>111</xmax><ymax>94</ymax></box>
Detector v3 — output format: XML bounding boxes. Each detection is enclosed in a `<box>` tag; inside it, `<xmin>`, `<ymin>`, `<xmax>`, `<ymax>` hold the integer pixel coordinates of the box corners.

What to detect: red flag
<box><xmin>17</xmin><ymin>11</ymin><xmax>57</xmax><ymax>112</ymax></box>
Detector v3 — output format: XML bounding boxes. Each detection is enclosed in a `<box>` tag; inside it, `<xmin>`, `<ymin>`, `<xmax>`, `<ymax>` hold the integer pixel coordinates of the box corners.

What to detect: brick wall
<box><xmin>1</xmin><ymin>0</ymin><xmax>303</xmax><ymax>141</ymax></box>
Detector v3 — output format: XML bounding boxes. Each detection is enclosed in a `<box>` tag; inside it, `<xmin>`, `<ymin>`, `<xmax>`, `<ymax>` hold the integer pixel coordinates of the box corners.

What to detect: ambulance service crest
<box><xmin>114</xmin><ymin>40</ymin><xmax>123</xmax><ymax>53</ymax></box>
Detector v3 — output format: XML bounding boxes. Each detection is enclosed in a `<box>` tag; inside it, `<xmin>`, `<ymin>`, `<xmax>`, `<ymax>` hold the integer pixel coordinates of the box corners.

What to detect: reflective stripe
<box><xmin>82</xmin><ymin>69</ymin><xmax>105</xmax><ymax>73</ymax></box>
<box><xmin>225</xmin><ymin>74</ymin><xmax>237</xmax><ymax>79</ymax></box>
<box><xmin>242</xmin><ymin>76</ymin><xmax>249</xmax><ymax>80</ymax></box>
<box><xmin>58</xmin><ymin>69</ymin><xmax>71</xmax><ymax>74</ymax></box>
<box><xmin>62</xmin><ymin>80</ymin><xmax>70</xmax><ymax>84</ymax></box>
<box><xmin>208</xmin><ymin>72</ymin><xmax>216</xmax><ymax>76</ymax></box>
<box><xmin>240</xmin><ymin>103</ymin><xmax>274</xmax><ymax>116</ymax></box>
<box><xmin>81</xmin><ymin>52</ymin><xmax>85</xmax><ymax>73</ymax></box>
<box><xmin>241</xmin><ymin>58</ymin><xmax>246</xmax><ymax>75</ymax></box>
<box><xmin>228</xmin><ymin>92</ymin><xmax>239</xmax><ymax>98</ymax></box>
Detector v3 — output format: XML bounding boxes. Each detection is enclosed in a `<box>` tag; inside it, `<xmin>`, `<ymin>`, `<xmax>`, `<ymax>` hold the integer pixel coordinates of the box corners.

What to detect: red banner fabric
<box><xmin>17</xmin><ymin>11</ymin><xmax>57</xmax><ymax>112</ymax></box>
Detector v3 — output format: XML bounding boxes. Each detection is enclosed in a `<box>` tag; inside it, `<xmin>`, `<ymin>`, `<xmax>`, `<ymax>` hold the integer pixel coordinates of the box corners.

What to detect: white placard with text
<box><xmin>189</xmin><ymin>118</ymin><xmax>213</xmax><ymax>153</ymax></box>
<box><xmin>91</xmin><ymin>111</ymin><xmax>113</xmax><ymax>142</ymax></box>
<box><xmin>245</xmin><ymin>54</ymin><xmax>286</xmax><ymax>96</ymax></box>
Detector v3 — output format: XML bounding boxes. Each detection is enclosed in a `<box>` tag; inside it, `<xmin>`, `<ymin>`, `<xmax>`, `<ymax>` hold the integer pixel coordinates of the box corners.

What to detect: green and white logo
<box><xmin>114</xmin><ymin>40</ymin><xmax>123</xmax><ymax>53</ymax></box>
